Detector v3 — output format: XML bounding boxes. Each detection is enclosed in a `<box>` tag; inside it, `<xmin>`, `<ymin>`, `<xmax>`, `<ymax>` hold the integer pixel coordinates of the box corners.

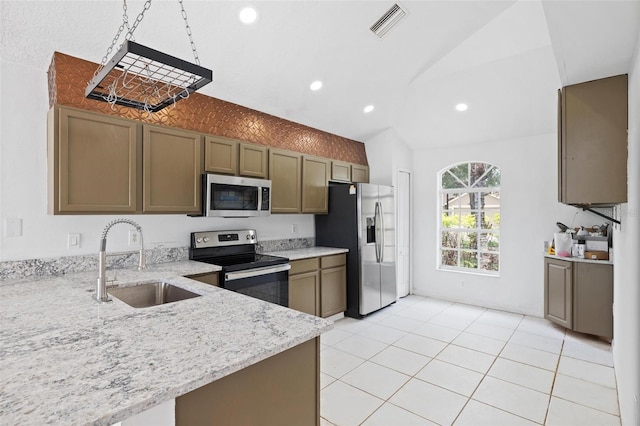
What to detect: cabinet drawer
<box><xmin>290</xmin><ymin>257</ymin><xmax>320</xmax><ymax>275</ymax></box>
<box><xmin>321</xmin><ymin>254</ymin><xmax>346</xmax><ymax>269</ymax></box>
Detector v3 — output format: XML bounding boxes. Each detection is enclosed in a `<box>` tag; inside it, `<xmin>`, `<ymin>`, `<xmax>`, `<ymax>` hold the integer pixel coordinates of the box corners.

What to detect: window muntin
<box><xmin>439</xmin><ymin>162</ymin><xmax>500</xmax><ymax>275</ymax></box>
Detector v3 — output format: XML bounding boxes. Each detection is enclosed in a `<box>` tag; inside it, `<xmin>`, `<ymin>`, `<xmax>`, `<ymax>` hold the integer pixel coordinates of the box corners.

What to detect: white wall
<box><xmin>613</xmin><ymin>33</ymin><xmax>640</xmax><ymax>426</ymax></box>
<box><xmin>0</xmin><ymin>58</ymin><xmax>314</xmax><ymax>261</ymax></box>
<box><xmin>411</xmin><ymin>133</ymin><xmax>587</xmax><ymax>316</ymax></box>
<box><xmin>365</xmin><ymin>127</ymin><xmax>413</xmax><ymax>187</ymax></box>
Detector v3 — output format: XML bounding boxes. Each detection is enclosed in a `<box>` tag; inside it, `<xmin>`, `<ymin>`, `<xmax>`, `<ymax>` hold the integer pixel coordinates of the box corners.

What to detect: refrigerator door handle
<box><xmin>379</xmin><ymin>202</ymin><xmax>385</xmax><ymax>264</ymax></box>
<box><xmin>374</xmin><ymin>201</ymin><xmax>381</xmax><ymax>263</ymax></box>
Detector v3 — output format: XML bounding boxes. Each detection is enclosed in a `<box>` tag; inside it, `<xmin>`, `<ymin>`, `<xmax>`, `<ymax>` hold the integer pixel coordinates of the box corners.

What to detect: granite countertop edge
<box><xmin>0</xmin><ymin>259</ymin><xmax>333</xmax><ymax>425</ymax></box>
<box><xmin>543</xmin><ymin>253</ymin><xmax>613</xmax><ymax>265</ymax></box>
<box><xmin>264</xmin><ymin>246</ymin><xmax>349</xmax><ymax>260</ymax></box>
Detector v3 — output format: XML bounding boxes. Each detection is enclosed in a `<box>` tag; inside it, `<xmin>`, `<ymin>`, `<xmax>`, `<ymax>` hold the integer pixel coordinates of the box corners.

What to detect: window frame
<box><xmin>437</xmin><ymin>162</ymin><xmax>501</xmax><ymax>276</ymax></box>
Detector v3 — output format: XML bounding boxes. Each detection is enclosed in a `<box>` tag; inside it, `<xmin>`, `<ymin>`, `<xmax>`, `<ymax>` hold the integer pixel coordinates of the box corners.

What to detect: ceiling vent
<box><xmin>370</xmin><ymin>3</ymin><xmax>407</xmax><ymax>38</ymax></box>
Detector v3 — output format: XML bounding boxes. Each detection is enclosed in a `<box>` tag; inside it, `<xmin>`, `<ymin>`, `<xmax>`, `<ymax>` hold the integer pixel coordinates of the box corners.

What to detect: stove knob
<box><xmin>203</xmin><ymin>237</ymin><xmax>210</xmax><ymax>243</ymax></box>
<box><xmin>196</xmin><ymin>237</ymin><xmax>202</xmax><ymax>243</ymax></box>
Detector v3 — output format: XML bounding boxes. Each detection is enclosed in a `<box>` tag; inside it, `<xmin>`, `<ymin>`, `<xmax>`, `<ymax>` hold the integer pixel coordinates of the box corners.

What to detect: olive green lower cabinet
<box><xmin>289</xmin><ymin>258</ymin><xmax>321</xmax><ymax>316</ymax></box>
<box><xmin>289</xmin><ymin>254</ymin><xmax>346</xmax><ymax>318</ymax></box>
<box><xmin>544</xmin><ymin>257</ymin><xmax>613</xmax><ymax>339</ymax></box>
<box><xmin>176</xmin><ymin>338</ymin><xmax>320</xmax><ymax>426</ymax></box>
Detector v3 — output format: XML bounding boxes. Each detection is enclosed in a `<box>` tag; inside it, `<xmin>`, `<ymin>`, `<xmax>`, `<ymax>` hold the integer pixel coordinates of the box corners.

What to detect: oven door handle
<box><xmin>224</xmin><ymin>264</ymin><xmax>291</xmax><ymax>281</ymax></box>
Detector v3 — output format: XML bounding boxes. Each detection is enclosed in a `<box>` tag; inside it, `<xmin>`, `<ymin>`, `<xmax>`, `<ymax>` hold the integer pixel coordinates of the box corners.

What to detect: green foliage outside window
<box><xmin>439</xmin><ymin>162</ymin><xmax>500</xmax><ymax>274</ymax></box>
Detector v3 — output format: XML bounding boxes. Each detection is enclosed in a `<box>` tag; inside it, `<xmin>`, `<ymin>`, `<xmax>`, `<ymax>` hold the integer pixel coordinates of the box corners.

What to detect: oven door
<box><xmin>223</xmin><ymin>264</ymin><xmax>290</xmax><ymax>307</ymax></box>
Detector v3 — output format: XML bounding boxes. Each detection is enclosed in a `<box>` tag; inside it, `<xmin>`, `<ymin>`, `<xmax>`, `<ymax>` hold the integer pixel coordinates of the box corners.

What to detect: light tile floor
<box><xmin>320</xmin><ymin>295</ymin><xmax>619</xmax><ymax>426</ymax></box>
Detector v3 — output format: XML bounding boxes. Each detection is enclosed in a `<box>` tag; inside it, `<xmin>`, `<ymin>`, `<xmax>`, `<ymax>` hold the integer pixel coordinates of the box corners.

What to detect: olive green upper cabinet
<box><xmin>559</xmin><ymin>74</ymin><xmax>628</xmax><ymax>205</ymax></box>
<box><xmin>239</xmin><ymin>143</ymin><xmax>268</xmax><ymax>178</ymax></box>
<box><xmin>302</xmin><ymin>156</ymin><xmax>329</xmax><ymax>214</ymax></box>
<box><xmin>351</xmin><ymin>164</ymin><xmax>370</xmax><ymax>183</ymax></box>
<box><xmin>269</xmin><ymin>149</ymin><xmax>302</xmax><ymax>213</ymax></box>
<box><xmin>331</xmin><ymin>160</ymin><xmax>351</xmax><ymax>183</ymax></box>
<box><xmin>47</xmin><ymin>106</ymin><xmax>140</xmax><ymax>214</ymax></box>
<box><xmin>204</xmin><ymin>135</ymin><xmax>238</xmax><ymax>175</ymax></box>
<box><xmin>143</xmin><ymin>124</ymin><xmax>202</xmax><ymax>213</ymax></box>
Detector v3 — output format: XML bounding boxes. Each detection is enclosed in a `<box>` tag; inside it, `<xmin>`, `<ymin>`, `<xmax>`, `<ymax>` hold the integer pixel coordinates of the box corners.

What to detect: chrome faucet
<box><xmin>96</xmin><ymin>218</ymin><xmax>146</xmax><ymax>302</ymax></box>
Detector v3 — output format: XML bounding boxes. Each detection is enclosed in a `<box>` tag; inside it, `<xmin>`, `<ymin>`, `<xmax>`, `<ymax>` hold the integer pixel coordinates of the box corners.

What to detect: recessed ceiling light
<box><xmin>239</xmin><ymin>7</ymin><xmax>258</xmax><ymax>24</ymax></box>
<box><xmin>364</xmin><ymin>105</ymin><xmax>375</xmax><ymax>113</ymax></box>
<box><xmin>310</xmin><ymin>81</ymin><xmax>323</xmax><ymax>91</ymax></box>
<box><xmin>455</xmin><ymin>103</ymin><xmax>468</xmax><ymax>112</ymax></box>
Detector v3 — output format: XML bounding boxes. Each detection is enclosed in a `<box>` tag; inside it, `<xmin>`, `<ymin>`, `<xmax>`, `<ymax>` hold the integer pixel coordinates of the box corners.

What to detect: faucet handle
<box><xmin>138</xmin><ymin>250</ymin><xmax>147</xmax><ymax>270</ymax></box>
<box><xmin>106</xmin><ymin>270</ymin><xmax>118</xmax><ymax>284</ymax></box>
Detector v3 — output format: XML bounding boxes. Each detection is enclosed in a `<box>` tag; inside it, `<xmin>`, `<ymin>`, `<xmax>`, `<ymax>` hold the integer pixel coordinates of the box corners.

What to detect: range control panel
<box><xmin>191</xmin><ymin>229</ymin><xmax>257</xmax><ymax>249</ymax></box>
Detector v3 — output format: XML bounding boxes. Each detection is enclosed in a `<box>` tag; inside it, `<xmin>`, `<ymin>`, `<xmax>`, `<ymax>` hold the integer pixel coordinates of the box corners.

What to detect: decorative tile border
<box><xmin>48</xmin><ymin>52</ymin><xmax>368</xmax><ymax>165</ymax></box>
<box><xmin>0</xmin><ymin>238</ymin><xmax>313</xmax><ymax>281</ymax></box>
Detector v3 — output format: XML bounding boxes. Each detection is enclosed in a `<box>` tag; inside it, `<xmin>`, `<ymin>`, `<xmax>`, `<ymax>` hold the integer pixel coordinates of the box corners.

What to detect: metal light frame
<box><xmin>85</xmin><ymin>40</ymin><xmax>212</xmax><ymax>112</ymax></box>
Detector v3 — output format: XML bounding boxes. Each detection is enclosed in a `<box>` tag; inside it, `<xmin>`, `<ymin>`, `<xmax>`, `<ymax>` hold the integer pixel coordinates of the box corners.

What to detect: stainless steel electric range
<box><xmin>189</xmin><ymin>229</ymin><xmax>290</xmax><ymax>307</ymax></box>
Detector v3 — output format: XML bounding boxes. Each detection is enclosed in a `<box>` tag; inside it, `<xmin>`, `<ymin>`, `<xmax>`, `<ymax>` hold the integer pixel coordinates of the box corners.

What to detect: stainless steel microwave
<box><xmin>203</xmin><ymin>174</ymin><xmax>271</xmax><ymax>217</ymax></box>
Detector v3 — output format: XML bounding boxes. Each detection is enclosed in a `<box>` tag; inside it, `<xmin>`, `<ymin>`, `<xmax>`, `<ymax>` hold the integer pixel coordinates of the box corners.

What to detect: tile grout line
<box><xmin>449</xmin><ymin>313</ymin><xmax>533</xmax><ymax>425</ymax></box>
<box><xmin>323</xmin><ymin>300</ymin><xmax>619</xmax><ymax>426</ymax></box>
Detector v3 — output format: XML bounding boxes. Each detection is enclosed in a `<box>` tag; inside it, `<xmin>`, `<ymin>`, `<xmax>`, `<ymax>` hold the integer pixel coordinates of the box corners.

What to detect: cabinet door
<box><xmin>544</xmin><ymin>258</ymin><xmax>573</xmax><ymax>328</ymax></box>
<box><xmin>302</xmin><ymin>156</ymin><xmax>329</xmax><ymax>214</ymax></box>
<box><xmin>560</xmin><ymin>75</ymin><xmax>628</xmax><ymax>204</ymax></box>
<box><xmin>48</xmin><ymin>106</ymin><xmax>140</xmax><ymax>214</ymax></box>
<box><xmin>573</xmin><ymin>263</ymin><xmax>613</xmax><ymax>339</ymax></box>
<box><xmin>239</xmin><ymin>143</ymin><xmax>268</xmax><ymax>178</ymax></box>
<box><xmin>289</xmin><ymin>271</ymin><xmax>320</xmax><ymax>316</ymax></box>
<box><xmin>331</xmin><ymin>161</ymin><xmax>351</xmax><ymax>182</ymax></box>
<box><xmin>320</xmin><ymin>265</ymin><xmax>347</xmax><ymax>318</ymax></box>
<box><xmin>269</xmin><ymin>149</ymin><xmax>301</xmax><ymax>213</ymax></box>
<box><xmin>204</xmin><ymin>135</ymin><xmax>237</xmax><ymax>175</ymax></box>
<box><xmin>351</xmin><ymin>164</ymin><xmax>370</xmax><ymax>183</ymax></box>
<box><xmin>143</xmin><ymin>125</ymin><xmax>202</xmax><ymax>213</ymax></box>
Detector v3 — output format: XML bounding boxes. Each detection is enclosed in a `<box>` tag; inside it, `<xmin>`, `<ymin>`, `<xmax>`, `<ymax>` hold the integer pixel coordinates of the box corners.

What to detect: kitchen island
<box><xmin>0</xmin><ymin>261</ymin><xmax>332</xmax><ymax>425</ymax></box>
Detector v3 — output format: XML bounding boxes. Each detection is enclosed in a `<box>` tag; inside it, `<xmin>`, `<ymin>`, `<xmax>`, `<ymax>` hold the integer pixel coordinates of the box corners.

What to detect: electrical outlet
<box><xmin>291</xmin><ymin>224</ymin><xmax>298</xmax><ymax>234</ymax></box>
<box><xmin>67</xmin><ymin>233</ymin><xmax>80</xmax><ymax>249</ymax></box>
<box><xmin>128</xmin><ymin>230</ymin><xmax>140</xmax><ymax>246</ymax></box>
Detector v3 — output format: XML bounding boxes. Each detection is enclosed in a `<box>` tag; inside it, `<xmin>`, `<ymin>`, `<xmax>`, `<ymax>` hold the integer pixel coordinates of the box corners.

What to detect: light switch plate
<box><xmin>128</xmin><ymin>230</ymin><xmax>140</xmax><ymax>246</ymax></box>
<box><xmin>68</xmin><ymin>233</ymin><xmax>80</xmax><ymax>249</ymax></box>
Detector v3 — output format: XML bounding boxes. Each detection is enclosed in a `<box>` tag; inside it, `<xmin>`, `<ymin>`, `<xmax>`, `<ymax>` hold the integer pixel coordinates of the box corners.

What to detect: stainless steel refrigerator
<box><xmin>316</xmin><ymin>182</ymin><xmax>396</xmax><ymax>318</ymax></box>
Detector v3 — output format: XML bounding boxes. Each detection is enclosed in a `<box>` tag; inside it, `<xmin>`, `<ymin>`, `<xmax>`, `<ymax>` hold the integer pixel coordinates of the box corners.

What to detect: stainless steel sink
<box><xmin>108</xmin><ymin>282</ymin><xmax>201</xmax><ymax>308</ymax></box>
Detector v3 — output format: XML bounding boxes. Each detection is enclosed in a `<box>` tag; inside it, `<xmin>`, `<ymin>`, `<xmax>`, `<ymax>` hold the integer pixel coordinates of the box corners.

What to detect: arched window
<box><xmin>439</xmin><ymin>162</ymin><xmax>500</xmax><ymax>275</ymax></box>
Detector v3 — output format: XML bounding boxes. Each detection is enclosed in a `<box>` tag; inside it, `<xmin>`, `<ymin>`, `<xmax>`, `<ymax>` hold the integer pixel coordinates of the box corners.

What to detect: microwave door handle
<box><xmin>224</xmin><ymin>264</ymin><xmax>291</xmax><ymax>281</ymax></box>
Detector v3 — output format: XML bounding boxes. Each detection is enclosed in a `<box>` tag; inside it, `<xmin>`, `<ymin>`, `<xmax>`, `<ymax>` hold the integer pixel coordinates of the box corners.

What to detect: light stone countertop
<box><xmin>264</xmin><ymin>246</ymin><xmax>349</xmax><ymax>260</ymax></box>
<box><xmin>544</xmin><ymin>253</ymin><xmax>613</xmax><ymax>265</ymax></box>
<box><xmin>0</xmin><ymin>260</ymin><xmax>333</xmax><ymax>425</ymax></box>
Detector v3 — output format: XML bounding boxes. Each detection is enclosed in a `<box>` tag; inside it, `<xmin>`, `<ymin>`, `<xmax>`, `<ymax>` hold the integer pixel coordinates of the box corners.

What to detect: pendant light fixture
<box><xmin>85</xmin><ymin>0</ymin><xmax>212</xmax><ymax>113</ymax></box>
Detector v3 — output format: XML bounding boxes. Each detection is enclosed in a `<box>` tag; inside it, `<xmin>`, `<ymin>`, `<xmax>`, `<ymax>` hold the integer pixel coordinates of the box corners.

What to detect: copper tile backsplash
<box><xmin>48</xmin><ymin>52</ymin><xmax>368</xmax><ymax>165</ymax></box>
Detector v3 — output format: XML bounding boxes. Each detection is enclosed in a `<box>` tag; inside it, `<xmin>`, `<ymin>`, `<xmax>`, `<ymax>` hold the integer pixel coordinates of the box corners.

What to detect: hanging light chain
<box><xmin>124</xmin><ymin>0</ymin><xmax>152</xmax><ymax>41</ymax></box>
<box><xmin>122</xmin><ymin>0</ymin><xmax>134</xmax><ymax>41</ymax></box>
<box><xmin>178</xmin><ymin>0</ymin><xmax>201</xmax><ymax>66</ymax></box>
<box><xmin>94</xmin><ymin>0</ymin><xmax>152</xmax><ymax>79</ymax></box>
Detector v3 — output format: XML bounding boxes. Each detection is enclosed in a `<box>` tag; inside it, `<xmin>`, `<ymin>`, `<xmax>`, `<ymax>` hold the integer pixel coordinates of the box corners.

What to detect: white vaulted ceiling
<box><xmin>1</xmin><ymin>0</ymin><xmax>638</xmax><ymax>149</ymax></box>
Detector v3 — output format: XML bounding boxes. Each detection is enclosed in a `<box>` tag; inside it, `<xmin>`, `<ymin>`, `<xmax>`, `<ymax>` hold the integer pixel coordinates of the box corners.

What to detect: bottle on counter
<box><xmin>577</xmin><ymin>240</ymin><xmax>586</xmax><ymax>258</ymax></box>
